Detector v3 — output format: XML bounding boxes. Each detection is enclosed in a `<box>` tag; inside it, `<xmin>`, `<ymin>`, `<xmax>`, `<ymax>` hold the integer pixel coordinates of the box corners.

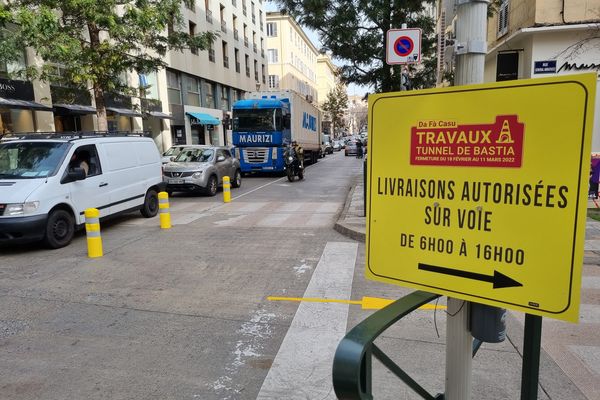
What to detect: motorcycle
<box><xmin>284</xmin><ymin>148</ymin><xmax>304</xmax><ymax>182</ymax></box>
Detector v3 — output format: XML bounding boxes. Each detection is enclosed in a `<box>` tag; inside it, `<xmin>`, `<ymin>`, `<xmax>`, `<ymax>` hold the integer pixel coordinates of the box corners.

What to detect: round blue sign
<box><xmin>394</xmin><ymin>36</ymin><xmax>414</xmax><ymax>57</ymax></box>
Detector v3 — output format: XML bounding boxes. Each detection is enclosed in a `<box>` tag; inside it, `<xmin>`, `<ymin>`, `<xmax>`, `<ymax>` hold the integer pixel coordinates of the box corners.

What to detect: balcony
<box><xmin>209</xmin><ymin>49</ymin><xmax>215</xmax><ymax>62</ymax></box>
<box><xmin>223</xmin><ymin>56</ymin><xmax>229</xmax><ymax>68</ymax></box>
<box><xmin>206</xmin><ymin>10</ymin><xmax>213</xmax><ymax>23</ymax></box>
<box><xmin>221</xmin><ymin>21</ymin><xmax>227</xmax><ymax>33</ymax></box>
<box><xmin>234</xmin><ymin>29</ymin><xmax>239</xmax><ymax>40</ymax></box>
<box><xmin>236</xmin><ymin>62</ymin><xmax>241</xmax><ymax>73</ymax></box>
<box><xmin>245</xmin><ymin>67</ymin><xmax>250</xmax><ymax>77</ymax></box>
<box><xmin>244</xmin><ymin>37</ymin><xmax>249</xmax><ymax>47</ymax></box>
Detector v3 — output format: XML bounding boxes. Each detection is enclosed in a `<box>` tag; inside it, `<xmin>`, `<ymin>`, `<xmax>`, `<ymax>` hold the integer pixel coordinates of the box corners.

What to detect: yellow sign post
<box><xmin>366</xmin><ymin>74</ymin><xmax>597</xmax><ymax>322</ymax></box>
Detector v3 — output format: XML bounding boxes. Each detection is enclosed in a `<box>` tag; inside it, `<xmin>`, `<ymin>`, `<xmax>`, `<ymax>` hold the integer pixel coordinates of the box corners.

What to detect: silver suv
<box><xmin>162</xmin><ymin>145</ymin><xmax>241</xmax><ymax>196</ymax></box>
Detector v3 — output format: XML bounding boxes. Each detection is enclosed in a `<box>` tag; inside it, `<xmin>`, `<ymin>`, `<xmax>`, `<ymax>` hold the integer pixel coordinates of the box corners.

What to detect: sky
<box><xmin>264</xmin><ymin>2</ymin><xmax>369</xmax><ymax>98</ymax></box>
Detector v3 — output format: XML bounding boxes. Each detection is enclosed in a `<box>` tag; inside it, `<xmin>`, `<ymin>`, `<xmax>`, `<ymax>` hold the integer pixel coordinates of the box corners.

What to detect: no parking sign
<box><xmin>386</xmin><ymin>28</ymin><xmax>421</xmax><ymax>65</ymax></box>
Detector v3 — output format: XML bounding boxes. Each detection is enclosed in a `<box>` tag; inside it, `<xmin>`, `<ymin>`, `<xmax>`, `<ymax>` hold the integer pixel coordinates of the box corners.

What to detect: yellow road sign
<box><xmin>366</xmin><ymin>73</ymin><xmax>597</xmax><ymax>322</ymax></box>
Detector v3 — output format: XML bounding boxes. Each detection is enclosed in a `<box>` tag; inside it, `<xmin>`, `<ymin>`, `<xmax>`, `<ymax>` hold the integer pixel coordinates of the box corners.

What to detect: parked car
<box><xmin>332</xmin><ymin>140</ymin><xmax>342</xmax><ymax>152</ymax></box>
<box><xmin>0</xmin><ymin>133</ymin><xmax>164</xmax><ymax>248</ymax></box>
<box><xmin>323</xmin><ymin>141</ymin><xmax>334</xmax><ymax>154</ymax></box>
<box><xmin>345</xmin><ymin>140</ymin><xmax>358</xmax><ymax>156</ymax></box>
<box><xmin>163</xmin><ymin>145</ymin><xmax>241</xmax><ymax>196</ymax></box>
<box><xmin>161</xmin><ymin>145</ymin><xmax>187</xmax><ymax>164</ymax></box>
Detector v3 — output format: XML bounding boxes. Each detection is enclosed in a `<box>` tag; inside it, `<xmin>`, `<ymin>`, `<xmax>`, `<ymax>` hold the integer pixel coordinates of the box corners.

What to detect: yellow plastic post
<box><xmin>158</xmin><ymin>192</ymin><xmax>171</xmax><ymax>229</ymax></box>
<box><xmin>84</xmin><ymin>208</ymin><xmax>103</xmax><ymax>258</ymax></box>
<box><xmin>223</xmin><ymin>176</ymin><xmax>231</xmax><ymax>203</ymax></box>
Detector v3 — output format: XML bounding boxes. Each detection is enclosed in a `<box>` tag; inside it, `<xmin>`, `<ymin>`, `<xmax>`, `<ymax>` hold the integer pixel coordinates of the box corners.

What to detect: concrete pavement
<box><xmin>334</xmin><ymin>177</ymin><xmax>600</xmax><ymax>399</ymax></box>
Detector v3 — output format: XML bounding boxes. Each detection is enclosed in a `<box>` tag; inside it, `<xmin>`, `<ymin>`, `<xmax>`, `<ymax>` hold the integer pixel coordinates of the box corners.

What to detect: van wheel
<box><xmin>44</xmin><ymin>209</ymin><xmax>75</xmax><ymax>249</ymax></box>
<box><xmin>141</xmin><ymin>189</ymin><xmax>159</xmax><ymax>218</ymax></box>
<box><xmin>232</xmin><ymin>169</ymin><xmax>242</xmax><ymax>188</ymax></box>
<box><xmin>205</xmin><ymin>175</ymin><xmax>218</xmax><ymax>196</ymax></box>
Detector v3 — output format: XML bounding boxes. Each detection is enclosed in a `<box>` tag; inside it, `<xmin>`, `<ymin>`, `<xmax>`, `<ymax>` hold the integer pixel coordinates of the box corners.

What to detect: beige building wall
<box><xmin>265</xmin><ymin>11</ymin><xmax>319</xmax><ymax>102</ymax></box>
<box><xmin>167</xmin><ymin>1</ymin><xmax>268</xmax><ymax>93</ymax></box>
<box><xmin>316</xmin><ymin>53</ymin><xmax>337</xmax><ymax>106</ymax></box>
<box><xmin>535</xmin><ymin>0</ymin><xmax>599</xmax><ymax>24</ymax></box>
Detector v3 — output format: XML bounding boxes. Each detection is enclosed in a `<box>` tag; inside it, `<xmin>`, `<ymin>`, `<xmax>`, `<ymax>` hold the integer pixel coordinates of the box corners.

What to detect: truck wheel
<box><xmin>44</xmin><ymin>209</ymin><xmax>75</xmax><ymax>249</ymax></box>
<box><xmin>140</xmin><ymin>189</ymin><xmax>159</xmax><ymax>218</ymax></box>
<box><xmin>231</xmin><ymin>169</ymin><xmax>242</xmax><ymax>188</ymax></box>
<box><xmin>206</xmin><ymin>175</ymin><xmax>218</xmax><ymax>196</ymax></box>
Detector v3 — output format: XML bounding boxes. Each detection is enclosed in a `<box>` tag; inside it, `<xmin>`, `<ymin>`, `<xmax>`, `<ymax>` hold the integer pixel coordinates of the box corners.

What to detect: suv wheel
<box><xmin>206</xmin><ymin>175</ymin><xmax>218</xmax><ymax>196</ymax></box>
<box><xmin>44</xmin><ymin>209</ymin><xmax>75</xmax><ymax>249</ymax></box>
<box><xmin>231</xmin><ymin>169</ymin><xmax>242</xmax><ymax>188</ymax></box>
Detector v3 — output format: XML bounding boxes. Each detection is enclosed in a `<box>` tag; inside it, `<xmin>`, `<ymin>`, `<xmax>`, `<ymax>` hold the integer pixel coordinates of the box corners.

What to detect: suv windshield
<box><xmin>0</xmin><ymin>141</ymin><xmax>68</xmax><ymax>179</ymax></box>
<box><xmin>173</xmin><ymin>148</ymin><xmax>214</xmax><ymax>162</ymax></box>
<box><xmin>164</xmin><ymin>146</ymin><xmax>184</xmax><ymax>157</ymax></box>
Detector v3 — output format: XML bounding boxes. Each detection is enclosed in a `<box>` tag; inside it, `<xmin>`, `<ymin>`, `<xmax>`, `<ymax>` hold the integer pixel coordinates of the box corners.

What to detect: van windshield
<box><xmin>0</xmin><ymin>141</ymin><xmax>69</xmax><ymax>179</ymax></box>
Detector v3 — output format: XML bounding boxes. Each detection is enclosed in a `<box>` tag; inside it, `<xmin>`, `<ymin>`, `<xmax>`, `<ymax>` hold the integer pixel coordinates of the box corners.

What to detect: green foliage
<box><xmin>322</xmin><ymin>81</ymin><xmax>349</xmax><ymax>133</ymax></box>
<box><xmin>0</xmin><ymin>0</ymin><xmax>215</xmax><ymax>103</ymax></box>
<box><xmin>271</xmin><ymin>0</ymin><xmax>437</xmax><ymax>93</ymax></box>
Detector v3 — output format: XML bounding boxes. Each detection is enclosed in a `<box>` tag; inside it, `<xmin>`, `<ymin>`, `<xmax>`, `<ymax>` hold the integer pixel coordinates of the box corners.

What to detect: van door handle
<box><xmin>99</xmin><ymin>182</ymin><xmax>108</xmax><ymax>187</ymax></box>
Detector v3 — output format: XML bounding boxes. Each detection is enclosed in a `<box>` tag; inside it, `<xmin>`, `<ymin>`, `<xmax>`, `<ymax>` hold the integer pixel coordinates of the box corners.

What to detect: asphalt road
<box><xmin>0</xmin><ymin>151</ymin><xmax>367</xmax><ymax>400</ymax></box>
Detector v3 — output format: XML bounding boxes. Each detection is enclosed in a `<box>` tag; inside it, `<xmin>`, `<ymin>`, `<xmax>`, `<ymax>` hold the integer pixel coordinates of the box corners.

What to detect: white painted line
<box><xmin>257</xmin><ymin>241</ymin><xmax>358</xmax><ymax>400</ymax></box>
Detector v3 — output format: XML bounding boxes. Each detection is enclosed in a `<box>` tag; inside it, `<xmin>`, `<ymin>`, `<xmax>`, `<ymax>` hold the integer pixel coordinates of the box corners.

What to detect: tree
<box><xmin>0</xmin><ymin>0</ymin><xmax>215</xmax><ymax>131</ymax></box>
<box><xmin>271</xmin><ymin>1</ymin><xmax>437</xmax><ymax>93</ymax></box>
<box><xmin>322</xmin><ymin>81</ymin><xmax>348</xmax><ymax>136</ymax></box>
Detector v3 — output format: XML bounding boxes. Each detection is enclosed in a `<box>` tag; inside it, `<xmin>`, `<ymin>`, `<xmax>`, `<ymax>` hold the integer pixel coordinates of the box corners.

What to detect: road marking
<box><xmin>267</xmin><ymin>296</ymin><xmax>447</xmax><ymax>310</ymax></box>
<box><xmin>257</xmin><ymin>242</ymin><xmax>358</xmax><ymax>400</ymax></box>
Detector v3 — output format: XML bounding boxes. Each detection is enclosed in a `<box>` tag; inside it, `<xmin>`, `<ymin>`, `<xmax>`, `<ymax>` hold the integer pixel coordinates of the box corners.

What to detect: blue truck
<box><xmin>231</xmin><ymin>90</ymin><xmax>322</xmax><ymax>174</ymax></box>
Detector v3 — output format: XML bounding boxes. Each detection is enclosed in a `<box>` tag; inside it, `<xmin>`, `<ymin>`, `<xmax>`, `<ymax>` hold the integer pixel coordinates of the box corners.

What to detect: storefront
<box><xmin>0</xmin><ymin>78</ymin><xmax>52</xmax><ymax>134</ymax></box>
<box><xmin>104</xmin><ymin>93</ymin><xmax>142</xmax><ymax>132</ymax></box>
<box><xmin>184</xmin><ymin>107</ymin><xmax>222</xmax><ymax>146</ymax></box>
<box><xmin>141</xmin><ymin>98</ymin><xmax>173</xmax><ymax>152</ymax></box>
<box><xmin>51</xmin><ymin>85</ymin><xmax>96</xmax><ymax>132</ymax></box>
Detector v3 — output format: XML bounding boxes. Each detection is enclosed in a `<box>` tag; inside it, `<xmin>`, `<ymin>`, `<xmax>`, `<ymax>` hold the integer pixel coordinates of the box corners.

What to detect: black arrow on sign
<box><xmin>418</xmin><ymin>263</ymin><xmax>522</xmax><ymax>289</ymax></box>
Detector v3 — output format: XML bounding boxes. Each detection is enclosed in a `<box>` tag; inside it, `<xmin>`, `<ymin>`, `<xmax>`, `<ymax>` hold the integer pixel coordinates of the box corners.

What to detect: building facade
<box><xmin>265</xmin><ymin>11</ymin><xmax>319</xmax><ymax>102</ymax></box>
<box><xmin>0</xmin><ymin>0</ymin><xmax>269</xmax><ymax>153</ymax></box>
<box><xmin>484</xmin><ymin>0</ymin><xmax>600</xmax><ymax>148</ymax></box>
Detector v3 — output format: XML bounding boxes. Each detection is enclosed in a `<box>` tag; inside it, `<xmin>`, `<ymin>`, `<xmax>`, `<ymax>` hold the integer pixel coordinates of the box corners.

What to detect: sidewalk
<box><xmin>334</xmin><ymin>179</ymin><xmax>600</xmax><ymax>400</ymax></box>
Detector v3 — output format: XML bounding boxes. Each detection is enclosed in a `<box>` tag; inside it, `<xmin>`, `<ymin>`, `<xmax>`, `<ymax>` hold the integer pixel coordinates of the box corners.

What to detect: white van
<box><xmin>0</xmin><ymin>134</ymin><xmax>165</xmax><ymax>248</ymax></box>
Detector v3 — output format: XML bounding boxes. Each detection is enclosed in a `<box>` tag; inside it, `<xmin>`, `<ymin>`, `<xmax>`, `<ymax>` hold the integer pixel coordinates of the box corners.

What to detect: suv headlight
<box><xmin>192</xmin><ymin>171</ymin><xmax>203</xmax><ymax>179</ymax></box>
<box><xmin>6</xmin><ymin>201</ymin><xmax>40</xmax><ymax>216</ymax></box>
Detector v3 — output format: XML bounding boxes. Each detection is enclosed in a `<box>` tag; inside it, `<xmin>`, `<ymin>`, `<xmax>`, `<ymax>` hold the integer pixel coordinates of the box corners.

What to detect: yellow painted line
<box><xmin>267</xmin><ymin>296</ymin><xmax>447</xmax><ymax>311</ymax></box>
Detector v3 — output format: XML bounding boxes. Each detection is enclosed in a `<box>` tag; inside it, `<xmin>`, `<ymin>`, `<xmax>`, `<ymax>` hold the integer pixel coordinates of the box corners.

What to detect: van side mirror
<box><xmin>61</xmin><ymin>167</ymin><xmax>86</xmax><ymax>184</ymax></box>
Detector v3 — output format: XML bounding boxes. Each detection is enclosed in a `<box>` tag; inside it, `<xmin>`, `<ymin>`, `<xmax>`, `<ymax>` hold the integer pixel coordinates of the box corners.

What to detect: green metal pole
<box><xmin>520</xmin><ymin>314</ymin><xmax>542</xmax><ymax>400</ymax></box>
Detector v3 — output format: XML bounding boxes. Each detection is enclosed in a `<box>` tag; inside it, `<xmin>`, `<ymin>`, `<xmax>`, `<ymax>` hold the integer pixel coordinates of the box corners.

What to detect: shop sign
<box><xmin>0</xmin><ymin>78</ymin><xmax>35</xmax><ymax>101</ymax></box>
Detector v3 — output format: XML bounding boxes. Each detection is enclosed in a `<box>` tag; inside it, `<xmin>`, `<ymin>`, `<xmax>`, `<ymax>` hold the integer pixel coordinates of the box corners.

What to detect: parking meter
<box><xmin>470</xmin><ymin>303</ymin><xmax>507</xmax><ymax>343</ymax></box>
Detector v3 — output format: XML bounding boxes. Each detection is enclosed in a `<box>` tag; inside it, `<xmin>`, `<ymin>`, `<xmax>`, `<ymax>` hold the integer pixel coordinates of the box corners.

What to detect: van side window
<box><xmin>70</xmin><ymin>145</ymin><xmax>102</xmax><ymax>177</ymax></box>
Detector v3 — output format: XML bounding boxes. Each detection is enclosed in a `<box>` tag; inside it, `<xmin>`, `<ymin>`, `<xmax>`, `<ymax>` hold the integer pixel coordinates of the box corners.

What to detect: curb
<box><xmin>334</xmin><ymin>180</ymin><xmax>366</xmax><ymax>242</ymax></box>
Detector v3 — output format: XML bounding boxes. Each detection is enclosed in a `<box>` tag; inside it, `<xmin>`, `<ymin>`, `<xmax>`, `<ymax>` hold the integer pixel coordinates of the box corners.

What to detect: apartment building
<box><xmin>265</xmin><ymin>11</ymin><xmax>319</xmax><ymax>102</ymax></box>
<box><xmin>484</xmin><ymin>0</ymin><xmax>600</xmax><ymax>146</ymax></box>
<box><xmin>0</xmin><ymin>1</ymin><xmax>268</xmax><ymax>152</ymax></box>
<box><xmin>316</xmin><ymin>52</ymin><xmax>337</xmax><ymax>107</ymax></box>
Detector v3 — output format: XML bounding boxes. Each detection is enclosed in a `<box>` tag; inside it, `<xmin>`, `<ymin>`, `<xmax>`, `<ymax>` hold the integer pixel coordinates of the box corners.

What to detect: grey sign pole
<box><xmin>445</xmin><ymin>0</ymin><xmax>488</xmax><ymax>398</ymax></box>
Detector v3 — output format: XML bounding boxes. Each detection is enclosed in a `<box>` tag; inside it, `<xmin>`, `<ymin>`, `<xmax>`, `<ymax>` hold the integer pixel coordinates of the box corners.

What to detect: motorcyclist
<box><xmin>290</xmin><ymin>140</ymin><xmax>304</xmax><ymax>169</ymax></box>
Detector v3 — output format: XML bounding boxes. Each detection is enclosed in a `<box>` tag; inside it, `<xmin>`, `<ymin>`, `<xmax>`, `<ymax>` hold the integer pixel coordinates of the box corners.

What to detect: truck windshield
<box><xmin>0</xmin><ymin>141</ymin><xmax>68</xmax><ymax>179</ymax></box>
<box><xmin>233</xmin><ymin>108</ymin><xmax>283</xmax><ymax>131</ymax></box>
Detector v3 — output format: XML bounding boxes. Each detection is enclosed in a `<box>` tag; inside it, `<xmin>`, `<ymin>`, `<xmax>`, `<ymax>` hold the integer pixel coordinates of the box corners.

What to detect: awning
<box><xmin>148</xmin><ymin>110</ymin><xmax>174</xmax><ymax>119</ymax></box>
<box><xmin>0</xmin><ymin>97</ymin><xmax>53</xmax><ymax>111</ymax></box>
<box><xmin>106</xmin><ymin>107</ymin><xmax>142</xmax><ymax>117</ymax></box>
<box><xmin>54</xmin><ymin>103</ymin><xmax>97</xmax><ymax>114</ymax></box>
<box><xmin>186</xmin><ymin>112</ymin><xmax>220</xmax><ymax>125</ymax></box>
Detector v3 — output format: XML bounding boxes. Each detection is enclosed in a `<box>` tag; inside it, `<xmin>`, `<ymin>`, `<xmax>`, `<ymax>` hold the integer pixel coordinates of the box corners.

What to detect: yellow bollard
<box><xmin>84</xmin><ymin>208</ymin><xmax>103</xmax><ymax>258</ymax></box>
<box><xmin>223</xmin><ymin>176</ymin><xmax>231</xmax><ymax>203</ymax></box>
<box><xmin>158</xmin><ymin>192</ymin><xmax>171</xmax><ymax>229</ymax></box>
